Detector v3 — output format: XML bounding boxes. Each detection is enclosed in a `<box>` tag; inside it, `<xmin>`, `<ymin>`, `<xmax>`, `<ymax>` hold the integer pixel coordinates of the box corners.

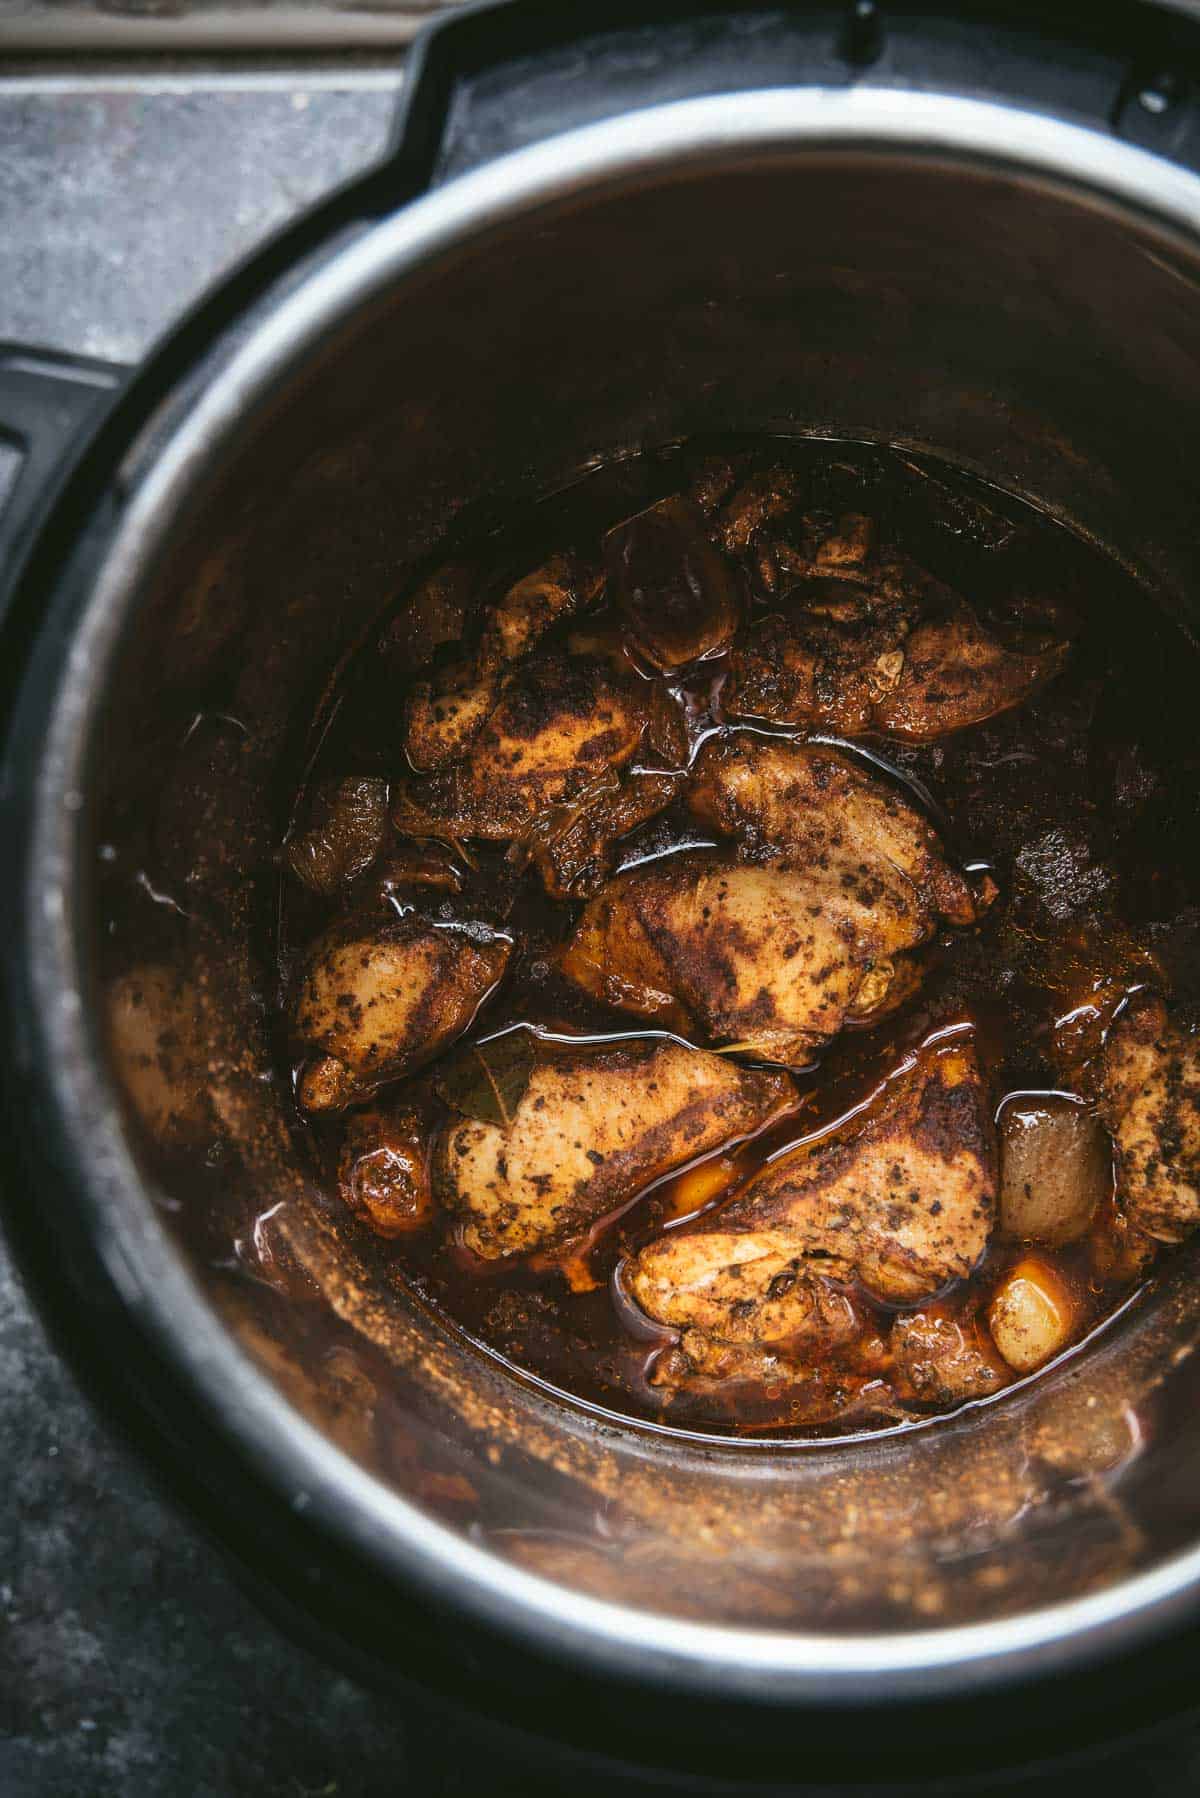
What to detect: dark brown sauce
<box><xmin>275</xmin><ymin>435</ymin><xmax>1200</xmax><ymax>1440</ymax></box>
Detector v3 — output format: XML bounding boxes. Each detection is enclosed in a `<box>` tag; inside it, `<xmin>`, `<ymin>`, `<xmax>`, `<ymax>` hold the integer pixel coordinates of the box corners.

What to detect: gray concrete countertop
<box><xmin>3</xmin><ymin>55</ymin><xmax>1200</xmax><ymax>1798</ymax></box>
<box><xmin>1</xmin><ymin>1</ymin><xmax>446</xmax><ymax>53</ymax></box>
<box><xmin>0</xmin><ymin>65</ymin><xmax>399</xmax><ymax>361</ymax></box>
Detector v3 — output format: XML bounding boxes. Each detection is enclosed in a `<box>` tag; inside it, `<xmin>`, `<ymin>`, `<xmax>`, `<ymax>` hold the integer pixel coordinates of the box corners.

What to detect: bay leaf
<box><xmin>435</xmin><ymin>1030</ymin><xmax>536</xmax><ymax>1130</ymax></box>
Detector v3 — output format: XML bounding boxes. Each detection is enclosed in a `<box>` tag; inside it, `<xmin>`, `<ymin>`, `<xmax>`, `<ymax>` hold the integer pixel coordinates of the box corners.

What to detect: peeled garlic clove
<box><xmin>988</xmin><ymin>1255</ymin><xmax>1079</xmax><ymax>1373</ymax></box>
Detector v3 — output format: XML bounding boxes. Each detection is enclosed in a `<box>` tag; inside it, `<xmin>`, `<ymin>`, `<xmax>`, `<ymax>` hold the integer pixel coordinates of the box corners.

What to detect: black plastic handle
<box><xmin>390</xmin><ymin>0</ymin><xmax>1200</xmax><ymax>193</ymax></box>
<box><xmin>0</xmin><ymin>347</ymin><xmax>127</xmax><ymax>618</ymax></box>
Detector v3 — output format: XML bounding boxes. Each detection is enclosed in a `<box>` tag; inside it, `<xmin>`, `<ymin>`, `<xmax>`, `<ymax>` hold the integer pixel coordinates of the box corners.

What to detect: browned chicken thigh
<box><xmin>563</xmin><ymin>741</ymin><xmax>977</xmax><ymax>1059</ymax></box>
<box><xmin>756</xmin><ymin>507</ymin><xmax>881</xmax><ymax>591</ymax></box>
<box><xmin>1095</xmin><ymin>992</ymin><xmax>1200</xmax><ymax>1242</ymax></box>
<box><xmin>393</xmin><ymin>649</ymin><xmax>687</xmax><ymax>899</ymax></box>
<box><xmin>870</xmin><ymin>606</ymin><xmax>1070</xmax><ymax>742</ymax></box>
<box><xmin>629</xmin><ymin>1229</ymin><xmax>861</xmax><ymax>1349</ymax></box>
<box><xmin>628</xmin><ymin>1040</ymin><xmax>997</xmax><ymax>1379</ymax></box>
<box><xmin>478</xmin><ymin>551</ymin><xmax>604</xmax><ymax>675</ymax></box>
<box><xmin>403</xmin><ymin>552</ymin><xmax>603</xmax><ymax>771</ymax></box>
<box><xmin>722</xmin><ymin>485</ymin><xmax>898</xmax><ymax>599</ymax></box>
<box><xmin>437</xmin><ymin>1038</ymin><xmax>792</xmax><ymax>1258</ymax></box>
<box><xmin>563</xmin><ymin>852</ymin><xmax>930</xmax><ymax>1058</ymax></box>
<box><xmin>292</xmin><ymin>918</ymin><xmax>511</xmax><ymax>1111</ymax></box>
<box><xmin>396</xmin><ymin>651</ymin><xmax>649</xmax><ymax>836</ymax></box>
<box><xmin>722</xmin><ymin>505</ymin><xmax>1070</xmax><ymax>741</ymax></box>
<box><xmin>107</xmin><ymin>965</ymin><xmax>208</xmax><ymax>1146</ymax></box>
<box><xmin>689</xmin><ymin>734</ymin><xmax>978</xmax><ymax>926</ymax></box>
<box><xmin>716</xmin><ymin>464</ymin><xmax>804</xmax><ymax>558</ymax></box>
<box><xmin>724</xmin><ymin>581</ymin><xmax>914</xmax><ymax>738</ymax></box>
<box><xmin>404</xmin><ymin>668</ymin><xmax>499</xmax><ymax>774</ymax></box>
<box><xmin>890</xmin><ymin>1309</ymin><xmax>1006</xmax><ymax>1406</ymax></box>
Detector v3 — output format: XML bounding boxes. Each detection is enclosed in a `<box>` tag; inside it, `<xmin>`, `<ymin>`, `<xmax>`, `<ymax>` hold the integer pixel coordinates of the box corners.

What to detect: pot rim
<box><xmin>25</xmin><ymin>85</ymin><xmax>1200</xmax><ymax>1703</ymax></box>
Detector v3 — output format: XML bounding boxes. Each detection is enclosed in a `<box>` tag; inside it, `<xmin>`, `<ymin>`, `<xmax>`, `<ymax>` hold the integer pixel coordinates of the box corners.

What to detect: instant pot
<box><xmin>7</xmin><ymin>1</ymin><xmax>1200</xmax><ymax>1783</ymax></box>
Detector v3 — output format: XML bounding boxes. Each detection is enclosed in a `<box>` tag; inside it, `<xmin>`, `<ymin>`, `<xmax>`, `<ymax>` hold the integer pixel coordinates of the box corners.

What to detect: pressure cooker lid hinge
<box><xmin>1112</xmin><ymin>62</ymin><xmax>1200</xmax><ymax>169</ymax></box>
<box><xmin>842</xmin><ymin>0</ymin><xmax>884</xmax><ymax>70</ymax></box>
<box><xmin>391</xmin><ymin>0</ymin><xmax>1200</xmax><ymax>189</ymax></box>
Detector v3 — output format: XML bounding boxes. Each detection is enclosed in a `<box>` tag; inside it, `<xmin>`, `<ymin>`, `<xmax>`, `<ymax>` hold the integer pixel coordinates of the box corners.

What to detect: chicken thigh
<box><xmin>722</xmin><ymin>486</ymin><xmax>902</xmax><ymax>599</ymax></box>
<box><xmin>292</xmin><ymin>918</ymin><xmax>511</xmax><ymax>1111</ymax></box>
<box><xmin>1095</xmin><ymin>992</ymin><xmax>1200</xmax><ymax>1242</ymax></box>
<box><xmin>629</xmin><ymin>1228</ymin><xmax>861</xmax><ymax>1348</ymax></box>
<box><xmin>403</xmin><ymin>552</ymin><xmax>602</xmax><ymax>771</ymax></box>
<box><xmin>724</xmin><ymin>581</ymin><xmax>915</xmax><ymax>738</ymax></box>
<box><xmin>689</xmin><ymin>734</ymin><xmax>978</xmax><ymax>926</ymax></box>
<box><xmin>723</xmin><ymin>510</ymin><xmax>1070</xmax><ymax>741</ymax></box>
<box><xmin>564</xmin><ymin>741</ymin><xmax>977</xmax><ymax>1058</ymax></box>
<box><xmin>437</xmin><ymin>1038</ymin><xmax>792</xmax><ymax>1258</ymax></box>
<box><xmin>754</xmin><ymin>507</ymin><xmax>882</xmax><ymax>592</ymax></box>
<box><xmin>716</xmin><ymin>464</ymin><xmax>804</xmax><ymax>558</ymax></box>
<box><xmin>478</xmin><ymin>551</ymin><xmax>604</xmax><ymax>675</ymax></box>
<box><xmin>870</xmin><ymin>606</ymin><xmax>1071</xmax><ymax>742</ymax></box>
<box><xmin>394</xmin><ymin>649</ymin><xmax>687</xmax><ymax>898</ymax></box>
<box><xmin>628</xmin><ymin>1040</ymin><xmax>997</xmax><ymax>1371</ymax></box>
<box><xmin>564</xmin><ymin>852</ymin><xmax>933</xmax><ymax>1058</ymax></box>
<box><xmin>890</xmin><ymin>1309</ymin><xmax>1006</xmax><ymax>1406</ymax></box>
<box><xmin>107</xmin><ymin>965</ymin><xmax>208</xmax><ymax>1147</ymax></box>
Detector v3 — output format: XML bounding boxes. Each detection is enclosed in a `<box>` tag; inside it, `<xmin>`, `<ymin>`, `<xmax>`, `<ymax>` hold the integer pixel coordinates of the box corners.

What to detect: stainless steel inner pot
<box><xmin>26</xmin><ymin>88</ymin><xmax>1200</xmax><ymax>1709</ymax></box>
